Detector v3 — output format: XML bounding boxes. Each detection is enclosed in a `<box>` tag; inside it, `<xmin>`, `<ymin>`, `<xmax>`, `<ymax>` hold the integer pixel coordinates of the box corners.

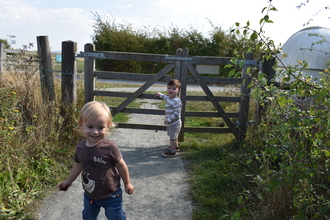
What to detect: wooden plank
<box><xmin>37</xmin><ymin>36</ymin><xmax>55</xmax><ymax>102</ymax></box>
<box><xmin>115</xmin><ymin>123</ymin><xmax>232</xmax><ymax>134</ymax></box>
<box><xmin>183</xmin><ymin>127</ymin><xmax>231</xmax><ymax>133</ymax></box>
<box><xmin>95</xmin><ymin>91</ymin><xmax>240</xmax><ymax>103</ymax></box>
<box><xmin>178</xmin><ymin>48</ymin><xmax>189</xmax><ymax>142</ymax></box>
<box><xmin>111</xmin><ymin>107</ymin><xmax>164</xmax><ymax>115</ymax></box>
<box><xmin>116</xmin><ymin>123</ymin><xmax>166</xmax><ymax>131</ymax></box>
<box><xmin>81</xmin><ymin>51</ymin><xmax>176</xmax><ymax>63</ymax></box>
<box><xmin>80</xmin><ymin>51</ymin><xmax>232</xmax><ymax>66</ymax></box>
<box><xmin>95</xmin><ymin>91</ymin><xmax>156</xmax><ymax>98</ymax></box>
<box><xmin>111</xmin><ymin>63</ymin><xmax>175</xmax><ymax>116</ymax></box>
<box><xmin>188</xmin><ymin>64</ymin><xmax>239</xmax><ymax>139</ymax></box>
<box><xmin>186</xmin><ymin>76</ymin><xmax>242</xmax><ymax>84</ymax></box>
<box><xmin>186</xmin><ymin>95</ymin><xmax>240</xmax><ymax>102</ymax></box>
<box><xmin>61</xmin><ymin>40</ymin><xmax>77</xmax><ymax>104</ymax></box>
<box><xmin>188</xmin><ymin>56</ymin><xmax>232</xmax><ymax>65</ymax></box>
<box><xmin>95</xmin><ymin>70</ymin><xmax>242</xmax><ymax>85</ymax></box>
<box><xmin>174</xmin><ymin>48</ymin><xmax>182</xmax><ymax>79</ymax></box>
<box><xmin>0</xmin><ymin>43</ymin><xmax>5</xmax><ymax>81</ymax></box>
<box><xmin>94</xmin><ymin>71</ymin><xmax>173</xmax><ymax>83</ymax></box>
<box><xmin>110</xmin><ymin>107</ymin><xmax>238</xmax><ymax>118</ymax></box>
<box><xmin>185</xmin><ymin>111</ymin><xmax>239</xmax><ymax>118</ymax></box>
<box><xmin>237</xmin><ymin>53</ymin><xmax>253</xmax><ymax>141</ymax></box>
<box><xmin>84</xmin><ymin>44</ymin><xmax>95</xmax><ymax>103</ymax></box>
<box><xmin>95</xmin><ymin>71</ymin><xmax>241</xmax><ymax>85</ymax></box>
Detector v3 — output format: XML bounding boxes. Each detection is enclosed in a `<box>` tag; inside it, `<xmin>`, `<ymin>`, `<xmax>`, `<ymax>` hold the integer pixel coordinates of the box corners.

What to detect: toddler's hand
<box><xmin>58</xmin><ymin>180</ymin><xmax>72</xmax><ymax>191</ymax></box>
<box><xmin>125</xmin><ymin>183</ymin><xmax>134</xmax><ymax>195</ymax></box>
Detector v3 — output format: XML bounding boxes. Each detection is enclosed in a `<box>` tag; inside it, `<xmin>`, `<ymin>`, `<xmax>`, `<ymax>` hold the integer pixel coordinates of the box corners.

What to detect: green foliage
<box><xmin>0</xmin><ymin>39</ymin><xmax>10</xmax><ymax>49</ymax></box>
<box><xmin>0</xmin><ymin>88</ymin><xmax>80</xmax><ymax>219</ymax></box>
<box><xmin>91</xmin><ymin>12</ymin><xmax>259</xmax><ymax>76</ymax></box>
<box><xmin>225</xmin><ymin>1</ymin><xmax>330</xmax><ymax>219</ymax></box>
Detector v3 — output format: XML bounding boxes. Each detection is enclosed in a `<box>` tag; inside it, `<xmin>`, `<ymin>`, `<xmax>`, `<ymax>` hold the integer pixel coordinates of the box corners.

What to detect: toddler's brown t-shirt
<box><xmin>74</xmin><ymin>139</ymin><xmax>122</xmax><ymax>200</ymax></box>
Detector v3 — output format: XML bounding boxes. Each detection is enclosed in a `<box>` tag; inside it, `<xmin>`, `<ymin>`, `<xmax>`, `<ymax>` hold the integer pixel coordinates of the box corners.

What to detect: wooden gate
<box><xmin>80</xmin><ymin>44</ymin><xmax>254</xmax><ymax>142</ymax></box>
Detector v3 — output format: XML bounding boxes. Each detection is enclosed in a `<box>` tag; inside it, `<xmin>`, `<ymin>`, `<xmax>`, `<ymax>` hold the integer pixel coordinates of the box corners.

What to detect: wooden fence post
<box><xmin>262</xmin><ymin>54</ymin><xmax>276</xmax><ymax>85</ymax></box>
<box><xmin>0</xmin><ymin>43</ymin><xmax>5</xmax><ymax>84</ymax></box>
<box><xmin>255</xmin><ymin>54</ymin><xmax>276</xmax><ymax>125</ymax></box>
<box><xmin>237</xmin><ymin>53</ymin><xmax>253</xmax><ymax>141</ymax></box>
<box><xmin>84</xmin><ymin>43</ymin><xmax>95</xmax><ymax>103</ymax></box>
<box><xmin>37</xmin><ymin>36</ymin><xmax>55</xmax><ymax>102</ymax></box>
<box><xmin>178</xmin><ymin>48</ymin><xmax>189</xmax><ymax>142</ymax></box>
<box><xmin>174</xmin><ymin>48</ymin><xmax>182</xmax><ymax>79</ymax></box>
<box><xmin>61</xmin><ymin>41</ymin><xmax>77</xmax><ymax>104</ymax></box>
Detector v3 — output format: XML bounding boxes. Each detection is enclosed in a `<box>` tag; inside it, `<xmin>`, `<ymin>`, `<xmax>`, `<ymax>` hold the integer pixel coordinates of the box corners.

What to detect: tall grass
<box><xmin>0</xmin><ymin>49</ymin><xmax>142</xmax><ymax>219</ymax></box>
<box><xmin>0</xmin><ymin>48</ymin><xmax>84</xmax><ymax>219</ymax></box>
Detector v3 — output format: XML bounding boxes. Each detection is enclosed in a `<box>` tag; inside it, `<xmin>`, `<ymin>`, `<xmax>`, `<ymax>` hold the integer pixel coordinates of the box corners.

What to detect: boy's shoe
<box><xmin>168</xmin><ymin>146</ymin><xmax>180</xmax><ymax>152</ymax></box>
<box><xmin>162</xmin><ymin>150</ymin><xmax>176</xmax><ymax>157</ymax></box>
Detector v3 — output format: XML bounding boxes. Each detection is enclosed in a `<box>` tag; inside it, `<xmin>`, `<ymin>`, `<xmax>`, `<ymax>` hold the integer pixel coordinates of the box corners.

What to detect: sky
<box><xmin>1</xmin><ymin>0</ymin><xmax>329</xmax><ymax>52</ymax></box>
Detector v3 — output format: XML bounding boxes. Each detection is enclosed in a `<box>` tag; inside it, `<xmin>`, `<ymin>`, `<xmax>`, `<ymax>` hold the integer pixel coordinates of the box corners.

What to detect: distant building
<box><xmin>277</xmin><ymin>26</ymin><xmax>330</xmax><ymax>81</ymax></box>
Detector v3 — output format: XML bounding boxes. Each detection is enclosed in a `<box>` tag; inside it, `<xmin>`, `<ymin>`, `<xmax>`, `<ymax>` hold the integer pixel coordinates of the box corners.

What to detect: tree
<box><xmin>0</xmin><ymin>39</ymin><xmax>10</xmax><ymax>49</ymax></box>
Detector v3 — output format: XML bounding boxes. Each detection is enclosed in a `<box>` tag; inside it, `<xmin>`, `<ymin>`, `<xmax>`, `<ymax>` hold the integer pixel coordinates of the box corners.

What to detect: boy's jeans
<box><xmin>82</xmin><ymin>188</ymin><xmax>126</xmax><ymax>220</ymax></box>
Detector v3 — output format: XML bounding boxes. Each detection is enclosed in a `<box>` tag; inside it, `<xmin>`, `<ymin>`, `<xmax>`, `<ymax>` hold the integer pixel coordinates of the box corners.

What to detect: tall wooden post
<box><xmin>0</xmin><ymin>43</ymin><xmax>5</xmax><ymax>84</ymax></box>
<box><xmin>37</xmin><ymin>36</ymin><xmax>55</xmax><ymax>102</ymax></box>
<box><xmin>174</xmin><ymin>48</ymin><xmax>182</xmax><ymax>79</ymax></box>
<box><xmin>255</xmin><ymin>54</ymin><xmax>276</xmax><ymax>125</ymax></box>
<box><xmin>84</xmin><ymin>43</ymin><xmax>95</xmax><ymax>103</ymax></box>
<box><xmin>178</xmin><ymin>48</ymin><xmax>189</xmax><ymax>142</ymax></box>
<box><xmin>237</xmin><ymin>53</ymin><xmax>253</xmax><ymax>141</ymax></box>
<box><xmin>262</xmin><ymin>54</ymin><xmax>276</xmax><ymax>85</ymax></box>
<box><xmin>61</xmin><ymin>41</ymin><xmax>77</xmax><ymax>104</ymax></box>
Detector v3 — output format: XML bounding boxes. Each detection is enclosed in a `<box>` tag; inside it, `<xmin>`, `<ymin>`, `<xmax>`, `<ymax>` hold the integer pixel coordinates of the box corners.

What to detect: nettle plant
<box><xmin>226</xmin><ymin>2</ymin><xmax>330</xmax><ymax>219</ymax></box>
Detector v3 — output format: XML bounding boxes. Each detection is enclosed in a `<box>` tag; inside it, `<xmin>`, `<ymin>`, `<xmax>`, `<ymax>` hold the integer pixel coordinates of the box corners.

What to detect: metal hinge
<box><xmin>76</xmin><ymin>51</ymin><xmax>105</xmax><ymax>58</ymax></box>
<box><xmin>164</xmin><ymin>55</ymin><xmax>193</xmax><ymax>61</ymax></box>
<box><xmin>237</xmin><ymin>60</ymin><xmax>262</xmax><ymax>68</ymax></box>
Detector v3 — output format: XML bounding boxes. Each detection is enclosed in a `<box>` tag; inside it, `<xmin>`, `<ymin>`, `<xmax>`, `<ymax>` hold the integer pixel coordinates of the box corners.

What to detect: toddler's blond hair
<box><xmin>78</xmin><ymin>101</ymin><xmax>115</xmax><ymax>128</ymax></box>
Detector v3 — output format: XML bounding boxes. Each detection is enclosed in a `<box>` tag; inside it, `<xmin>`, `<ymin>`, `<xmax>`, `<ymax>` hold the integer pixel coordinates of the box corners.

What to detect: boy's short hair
<box><xmin>168</xmin><ymin>79</ymin><xmax>181</xmax><ymax>90</ymax></box>
<box><xmin>78</xmin><ymin>101</ymin><xmax>115</xmax><ymax>128</ymax></box>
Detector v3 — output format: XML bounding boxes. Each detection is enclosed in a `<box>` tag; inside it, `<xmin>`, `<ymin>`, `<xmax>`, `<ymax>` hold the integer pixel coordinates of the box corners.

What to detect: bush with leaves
<box><xmin>91</xmin><ymin>12</ymin><xmax>260</xmax><ymax>76</ymax></box>
<box><xmin>226</xmin><ymin>1</ymin><xmax>330</xmax><ymax>219</ymax></box>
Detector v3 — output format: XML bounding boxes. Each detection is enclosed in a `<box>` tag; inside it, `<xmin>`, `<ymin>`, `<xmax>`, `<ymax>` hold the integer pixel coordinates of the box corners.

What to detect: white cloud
<box><xmin>115</xmin><ymin>4</ymin><xmax>134</xmax><ymax>9</ymax></box>
<box><xmin>0</xmin><ymin>0</ymin><xmax>95</xmax><ymax>51</ymax></box>
<box><xmin>1</xmin><ymin>0</ymin><xmax>328</xmax><ymax>51</ymax></box>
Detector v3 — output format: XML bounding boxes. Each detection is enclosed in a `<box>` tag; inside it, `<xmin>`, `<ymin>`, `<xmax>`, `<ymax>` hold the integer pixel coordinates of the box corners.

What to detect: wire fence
<box><xmin>0</xmin><ymin>55</ymin><xmax>82</xmax><ymax>91</ymax></box>
<box><xmin>0</xmin><ymin>54</ymin><xmax>79</xmax><ymax>128</ymax></box>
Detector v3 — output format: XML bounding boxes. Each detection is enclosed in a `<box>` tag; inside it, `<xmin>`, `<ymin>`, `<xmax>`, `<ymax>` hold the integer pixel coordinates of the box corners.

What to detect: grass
<box><xmin>52</xmin><ymin>56</ymin><xmax>84</xmax><ymax>73</ymax></box>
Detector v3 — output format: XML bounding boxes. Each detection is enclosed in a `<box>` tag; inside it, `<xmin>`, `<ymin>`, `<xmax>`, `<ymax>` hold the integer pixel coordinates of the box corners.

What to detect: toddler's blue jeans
<box><xmin>82</xmin><ymin>188</ymin><xmax>126</xmax><ymax>220</ymax></box>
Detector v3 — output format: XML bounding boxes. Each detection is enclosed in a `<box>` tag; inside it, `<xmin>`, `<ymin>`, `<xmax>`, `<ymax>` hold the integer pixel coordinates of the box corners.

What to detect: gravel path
<box><xmin>37</xmin><ymin>99</ymin><xmax>192</xmax><ymax>220</ymax></box>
